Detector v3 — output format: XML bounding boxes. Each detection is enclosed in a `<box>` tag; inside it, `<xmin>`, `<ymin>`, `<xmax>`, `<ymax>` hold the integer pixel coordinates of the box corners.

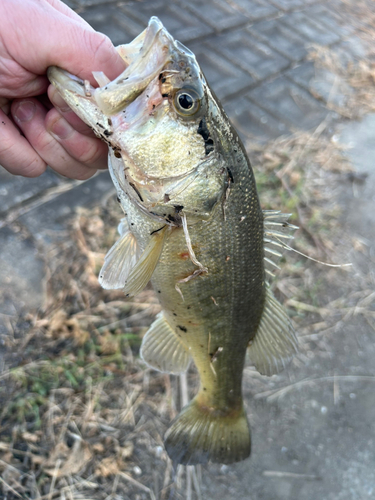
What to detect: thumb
<box><xmin>53</xmin><ymin>29</ymin><xmax>127</xmax><ymax>83</ymax></box>
<box><xmin>3</xmin><ymin>0</ymin><xmax>126</xmax><ymax>83</ymax></box>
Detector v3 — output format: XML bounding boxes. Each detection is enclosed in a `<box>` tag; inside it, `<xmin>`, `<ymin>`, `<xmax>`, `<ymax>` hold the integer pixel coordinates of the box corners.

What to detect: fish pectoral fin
<box><xmin>123</xmin><ymin>225</ymin><xmax>168</xmax><ymax>298</ymax></box>
<box><xmin>141</xmin><ymin>312</ymin><xmax>191</xmax><ymax>374</ymax></box>
<box><xmin>99</xmin><ymin>227</ymin><xmax>138</xmax><ymax>290</ymax></box>
<box><xmin>248</xmin><ymin>288</ymin><xmax>298</xmax><ymax>376</ymax></box>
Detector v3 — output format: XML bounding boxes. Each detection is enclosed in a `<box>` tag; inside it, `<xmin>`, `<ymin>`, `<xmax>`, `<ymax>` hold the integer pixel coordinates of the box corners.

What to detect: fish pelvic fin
<box><xmin>140</xmin><ymin>312</ymin><xmax>191</xmax><ymax>374</ymax></box>
<box><xmin>99</xmin><ymin>219</ymin><xmax>138</xmax><ymax>290</ymax></box>
<box><xmin>248</xmin><ymin>288</ymin><xmax>298</xmax><ymax>376</ymax></box>
<box><xmin>123</xmin><ymin>225</ymin><xmax>169</xmax><ymax>298</ymax></box>
<box><xmin>164</xmin><ymin>397</ymin><xmax>250</xmax><ymax>465</ymax></box>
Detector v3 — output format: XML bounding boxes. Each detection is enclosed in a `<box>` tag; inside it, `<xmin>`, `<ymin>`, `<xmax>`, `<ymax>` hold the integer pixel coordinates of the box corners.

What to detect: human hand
<box><xmin>0</xmin><ymin>0</ymin><xmax>125</xmax><ymax>179</ymax></box>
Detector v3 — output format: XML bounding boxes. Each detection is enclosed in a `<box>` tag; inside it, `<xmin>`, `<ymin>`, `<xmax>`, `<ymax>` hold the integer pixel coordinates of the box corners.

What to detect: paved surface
<box><xmin>1</xmin><ymin>1</ymin><xmax>375</xmax><ymax>499</ymax></box>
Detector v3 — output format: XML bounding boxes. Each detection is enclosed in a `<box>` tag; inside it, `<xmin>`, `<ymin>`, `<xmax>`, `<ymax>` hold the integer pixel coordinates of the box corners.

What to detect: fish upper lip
<box><xmin>94</xmin><ymin>17</ymin><xmax>174</xmax><ymax>115</ymax></box>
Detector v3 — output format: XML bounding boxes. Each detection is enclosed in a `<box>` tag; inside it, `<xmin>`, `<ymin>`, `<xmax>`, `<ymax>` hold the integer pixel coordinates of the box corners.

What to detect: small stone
<box><xmin>133</xmin><ymin>465</ymin><xmax>142</xmax><ymax>475</ymax></box>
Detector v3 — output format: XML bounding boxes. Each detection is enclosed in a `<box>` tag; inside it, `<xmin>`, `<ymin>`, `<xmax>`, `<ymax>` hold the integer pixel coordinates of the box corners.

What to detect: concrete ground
<box><xmin>1</xmin><ymin>0</ymin><xmax>375</xmax><ymax>498</ymax></box>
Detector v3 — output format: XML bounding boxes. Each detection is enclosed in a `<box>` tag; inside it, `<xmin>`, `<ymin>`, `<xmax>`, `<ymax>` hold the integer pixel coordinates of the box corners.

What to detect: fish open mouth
<box><xmin>94</xmin><ymin>17</ymin><xmax>174</xmax><ymax>115</ymax></box>
<box><xmin>48</xmin><ymin>17</ymin><xmax>174</xmax><ymax>117</ymax></box>
<box><xmin>48</xmin><ymin>17</ymin><xmax>209</xmax><ymax>221</ymax></box>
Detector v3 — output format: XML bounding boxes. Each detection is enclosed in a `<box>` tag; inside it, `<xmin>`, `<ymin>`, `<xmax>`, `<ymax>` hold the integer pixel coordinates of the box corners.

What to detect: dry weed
<box><xmin>1</xmin><ymin>123</ymin><xmax>363</xmax><ymax>498</ymax></box>
<box><xmin>2</xmin><ymin>3</ymin><xmax>375</xmax><ymax>496</ymax></box>
<box><xmin>307</xmin><ymin>0</ymin><xmax>375</xmax><ymax>118</ymax></box>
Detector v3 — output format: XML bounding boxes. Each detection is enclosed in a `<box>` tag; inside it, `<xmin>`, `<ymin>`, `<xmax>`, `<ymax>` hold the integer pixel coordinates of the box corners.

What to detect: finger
<box><xmin>45</xmin><ymin>0</ymin><xmax>94</xmax><ymax>28</ymax></box>
<box><xmin>48</xmin><ymin>84</ymin><xmax>96</xmax><ymax>136</ymax></box>
<box><xmin>11</xmin><ymin>98</ymin><xmax>104</xmax><ymax>179</ymax></box>
<box><xmin>0</xmin><ymin>98</ymin><xmax>11</xmax><ymax>115</ymax></box>
<box><xmin>0</xmin><ymin>74</ymin><xmax>49</xmax><ymax>101</ymax></box>
<box><xmin>50</xmin><ymin>28</ymin><xmax>125</xmax><ymax>83</ymax></box>
<box><xmin>0</xmin><ymin>107</ymin><xmax>47</xmax><ymax>177</ymax></box>
<box><xmin>45</xmin><ymin>107</ymin><xmax>108</xmax><ymax>170</ymax></box>
<box><xmin>5</xmin><ymin>1</ymin><xmax>126</xmax><ymax>82</ymax></box>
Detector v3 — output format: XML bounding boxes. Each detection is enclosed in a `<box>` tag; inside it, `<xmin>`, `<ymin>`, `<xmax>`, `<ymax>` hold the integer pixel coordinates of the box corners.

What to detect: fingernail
<box><xmin>15</xmin><ymin>101</ymin><xmax>36</xmax><ymax>122</ymax></box>
<box><xmin>49</xmin><ymin>116</ymin><xmax>74</xmax><ymax>140</ymax></box>
<box><xmin>49</xmin><ymin>87</ymin><xmax>70</xmax><ymax>112</ymax></box>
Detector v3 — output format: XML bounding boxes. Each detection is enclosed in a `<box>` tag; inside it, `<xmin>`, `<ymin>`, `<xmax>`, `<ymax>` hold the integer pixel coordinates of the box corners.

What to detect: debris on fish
<box><xmin>48</xmin><ymin>17</ymin><xmax>298</xmax><ymax>466</ymax></box>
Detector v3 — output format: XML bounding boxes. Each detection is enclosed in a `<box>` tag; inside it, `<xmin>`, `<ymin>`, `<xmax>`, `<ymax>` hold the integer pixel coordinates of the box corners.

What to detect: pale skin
<box><xmin>0</xmin><ymin>0</ymin><xmax>126</xmax><ymax>179</ymax></box>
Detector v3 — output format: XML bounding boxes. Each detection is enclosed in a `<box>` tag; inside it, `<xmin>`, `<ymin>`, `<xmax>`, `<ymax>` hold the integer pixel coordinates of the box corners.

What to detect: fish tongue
<box><xmin>94</xmin><ymin>17</ymin><xmax>172</xmax><ymax>115</ymax></box>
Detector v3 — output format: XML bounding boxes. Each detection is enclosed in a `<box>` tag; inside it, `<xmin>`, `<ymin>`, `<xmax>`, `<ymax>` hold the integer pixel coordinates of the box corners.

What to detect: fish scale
<box><xmin>123</xmin><ymin>131</ymin><xmax>265</xmax><ymax>463</ymax></box>
<box><xmin>48</xmin><ymin>16</ymin><xmax>298</xmax><ymax>466</ymax></box>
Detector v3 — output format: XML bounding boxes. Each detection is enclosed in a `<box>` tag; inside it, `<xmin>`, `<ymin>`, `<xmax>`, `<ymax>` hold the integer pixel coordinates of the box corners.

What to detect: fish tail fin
<box><xmin>164</xmin><ymin>397</ymin><xmax>250</xmax><ymax>465</ymax></box>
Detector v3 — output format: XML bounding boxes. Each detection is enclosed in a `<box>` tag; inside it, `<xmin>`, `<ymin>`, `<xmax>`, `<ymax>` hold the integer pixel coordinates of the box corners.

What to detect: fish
<box><xmin>48</xmin><ymin>17</ymin><xmax>298</xmax><ymax>466</ymax></box>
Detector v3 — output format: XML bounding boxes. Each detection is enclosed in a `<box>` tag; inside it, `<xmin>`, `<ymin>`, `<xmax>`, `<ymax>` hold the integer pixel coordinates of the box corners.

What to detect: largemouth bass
<box><xmin>48</xmin><ymin>17</ymin><xmax>298</xmax><ymax>466</ymax></box>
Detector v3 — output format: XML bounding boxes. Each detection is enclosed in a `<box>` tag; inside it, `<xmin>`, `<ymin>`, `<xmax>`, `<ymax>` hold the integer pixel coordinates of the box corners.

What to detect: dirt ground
<box><xmin>1</xmin><ymin>2</ymin><xmax>375</xmax><ymax>499</ymax></box>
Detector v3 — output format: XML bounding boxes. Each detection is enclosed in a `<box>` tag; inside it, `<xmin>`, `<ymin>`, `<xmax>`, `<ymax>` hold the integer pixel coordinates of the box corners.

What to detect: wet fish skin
<box><xmin>48</xmin><ymin>17</ymin><xmax>297</xmax><ymax>465</ymax></box>
<box><xmin>118</xmin><ymin>116</ymin><xmax>264</xmax><ymax>464</ymax></box>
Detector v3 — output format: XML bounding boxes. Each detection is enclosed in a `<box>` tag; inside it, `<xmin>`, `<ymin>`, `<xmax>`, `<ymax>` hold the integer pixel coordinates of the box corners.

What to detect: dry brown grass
<box><xmin>2</xmin><ymin>2</ymin><xmax>375</xmax><ymax>496</ymax></box>
<box><xmin>307</xmin><ymin>0</ymin><xmax>375</xmax><ymax>118</ymax></box>
<box><xmin>0</xmin><ymin>120</ymin><xmax>364</xmax><ymax>499</ymax></box>
<box><xmin>308</xmin><ymin>44</ymin><xmax>375</xmax><ymax>118</ymax></box>
<box><xmin>247</xmin><ymin>125</ymin><xmax>374</xmax><ymax>377</ymax></box>
<box><xmin>0</xmin><ymin>196</ymin><xmax>205</xmax><ymax>499</ymax></box>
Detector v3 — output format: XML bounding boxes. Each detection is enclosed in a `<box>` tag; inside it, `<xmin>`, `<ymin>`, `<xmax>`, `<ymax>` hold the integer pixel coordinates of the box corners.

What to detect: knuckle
<box><xmin>22</xmin><ymin>157</ymin><xmax>47</xmax><ymax>177</ymax></box>
<box><xmin>34</xmin><ymin>128</ymin><xmax>56</xmax><ymax>153</ymax></box>
<box><xmin>0</xmin><ymin>138</ymin><xmax>13</xmax><ymax>157</ymax></box>
<box><xmin>86</xmin><ymin>31</ymin><xmax>113</xmax><ymax>65</ymax></box>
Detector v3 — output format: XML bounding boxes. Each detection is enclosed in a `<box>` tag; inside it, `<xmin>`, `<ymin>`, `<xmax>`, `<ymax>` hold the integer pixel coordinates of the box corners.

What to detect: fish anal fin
<box><xmin>123</xmin><ymin>225</ymin><xmax>168</xmax><ymax>298</ymax></box>
<box><xmin>141</xmin><ymin>312</ymin><xmax>191</xmax><ymax>374</ymax></box>
<box><xmin>248</xmin><ymin>288</ymin><xmax>298</xmax><ymax>376</ymax></box>
<box><xmin>164</xmin><ymin>397</ymin><xmax>250</xmax><ymax>465</ymax></box>
<box><xmin>99</xmin><ymin>226</ymin><xmax>138</xmax><ymax>290</ymax></box>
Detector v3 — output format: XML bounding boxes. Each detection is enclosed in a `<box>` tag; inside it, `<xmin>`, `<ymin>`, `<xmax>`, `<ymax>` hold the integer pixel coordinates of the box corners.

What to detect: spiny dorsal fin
<box><xmin>99</xmin><ymin>220</ymin><xmax>138</xmax><ymax>290</ymax></box>
<box><xmin>248</xmin><ymin>287</ymin><xmax>298</xmax><ymax>376</ymax></box>
<box><xmin>141</xmin><ymin>312</ymin><xmax>191</xmax><ymax>374</ymax></box>
<box><xmin>123</xmin><ymin>225</ymin><xmax>169</xmax><ymax>298</ymax></box>
<box><xmin>263</xmin><ymin>210</ymin><xmax>298</xmax><ymax>283</ymax></box>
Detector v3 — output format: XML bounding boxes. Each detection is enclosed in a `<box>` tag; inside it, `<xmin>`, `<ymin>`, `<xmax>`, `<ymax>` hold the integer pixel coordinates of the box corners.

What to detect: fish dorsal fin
<box><xmin>248</xmin><ymin>288</ymin><xmax>298</xmax><ymax>376</ymax></box>
<box><xmin>263</xmin><ymin>210</ymin><xmax>298</xmax><ymax>283</ymax></box>
<box><xmin>123</xmin><ymin>225</ymin><xmax>169</xmax><ymax>298</ymax></box>
<box><xmin>141</xmin><ymin>312</ymin><xmax>191</xmax><ymax>374</ymax></box>
<box><xmin>99</xmin><ymin>220</ymin><xmax>138</xmax><ymax>290</ymax></box>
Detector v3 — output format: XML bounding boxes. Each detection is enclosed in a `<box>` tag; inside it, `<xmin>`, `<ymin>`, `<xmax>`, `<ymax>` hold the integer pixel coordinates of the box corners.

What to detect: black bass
<box><xmin>48</xmin><ymin>17</ymin><xmax>298</xmax><ymax>465</ymax></box>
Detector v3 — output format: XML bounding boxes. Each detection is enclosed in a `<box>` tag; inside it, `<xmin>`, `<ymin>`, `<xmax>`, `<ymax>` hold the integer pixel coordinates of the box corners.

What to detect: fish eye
<box><xmin>173</xmin><ymin>88</ymin><xmax>201</xmax><ymax>116</ymax></box>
